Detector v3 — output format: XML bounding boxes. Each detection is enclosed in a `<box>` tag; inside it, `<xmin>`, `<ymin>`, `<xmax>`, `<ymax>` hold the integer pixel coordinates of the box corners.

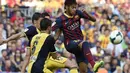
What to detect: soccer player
<box><xmin>46</xmin><ymin>39</ymin><xmax>78</xmax><ymax>73</ymax></box>
<box><xmin>0</xmin><ymin>12</ymin><xmax>50</xmax><ymax>45</ymax></box>
<box><xmin>0</xmin><ymin>12</ymin><xmax>42</xmax><ymax>45</ymax></box>
<box><xmin>0</xmin><ymin>12</ymin><xmax>43</xmax><ymax>73</ymax></box>
<box><xmin>52</xmin><ymin>0</ymin><xmax>104</xmax><ymax>72</ymax></box>
<box><xmin>27</xmin><ymin>18</ymin><xmax>54</xmax><ymax>73</ymax></box>
<box><xmin>28</xmin><ymin>18</ymin><xmax>78</xmax><ymax>73</ymax></box>
<box><xmin>0</xmin><ymin>12</ymin><xmax>78</xmax><ymax>73</ymax></box>
<box><xmin>41</xmin><ymin>12</ymin><xmax>78</xmax><ymax>73</ymax></box>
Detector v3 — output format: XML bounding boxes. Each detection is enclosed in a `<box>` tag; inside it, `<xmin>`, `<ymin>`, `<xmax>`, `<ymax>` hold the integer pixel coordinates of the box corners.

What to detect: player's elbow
<box><xmin>26</xmin><ymin>54</ymin><xmax>31</xmax><ymax>59</ymax></box>
<box><xmin>93</xmin><ymin>18</ymin><xmax>96</xmax><ymax>22</ymax></box>
<box><xmin>91</xmin><ymin>18</ymin><xmax>96</xmax><ymax>22</ymax></box>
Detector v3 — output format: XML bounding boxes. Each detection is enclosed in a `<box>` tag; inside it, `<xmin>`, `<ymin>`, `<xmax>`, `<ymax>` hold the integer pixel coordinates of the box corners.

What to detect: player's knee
<box><xmin>65</xmin><ymin>59</ymin><xmax>78</xmax><ymax>69</ymax></box>
<box><xmin>82</xmin><ymin>41</ymin><xmax>90</xmax><ymax>48</ymax></box>
<box><xmin>68</xmin><ymin>63</ymin><xmax>77</xmax><ymax>69</ymax></box>
<box><xmin>69</xmin><ymin>64</ymin><xmax>78</xmax><ymax>69</ymax></box>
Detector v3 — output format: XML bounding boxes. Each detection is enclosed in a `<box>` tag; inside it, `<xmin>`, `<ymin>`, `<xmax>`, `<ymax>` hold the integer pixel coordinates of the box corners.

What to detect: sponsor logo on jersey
<box><xmin>67</xmin><ymin>22</ymin><xmax>79</xmax><ymax>30</ymax></box>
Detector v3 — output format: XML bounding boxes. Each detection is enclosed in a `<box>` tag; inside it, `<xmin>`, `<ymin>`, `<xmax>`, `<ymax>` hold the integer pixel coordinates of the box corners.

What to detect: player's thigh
<box><xmin>65</xmin><ymin>40</ymin><xmax>82</xmax><ymax>54</ymax></box>
<box><xmin>65</xmin><ymin>40</ymin><xmax>88</xmax><ymax>62</ymax></box>
<box><xmin>65</xmin><ymin>58</ymin><xmax>78</xmax><ymax>68</ymax></box>
<box><xmin>78</xmin><ymin>41</ymin><xmax>91</xmax><ymax>49</ymax></box>
<box><xmin>66</xmin><ymin>40</ymin><xmax>90</xmax><ymax>53</ymax></box>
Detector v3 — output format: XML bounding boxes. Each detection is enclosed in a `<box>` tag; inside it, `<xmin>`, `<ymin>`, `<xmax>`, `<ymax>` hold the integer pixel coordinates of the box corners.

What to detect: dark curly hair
<box><xmin>64</xmin><ymin>0</ymin><xmax>77</xmax><ymax>6</ymax></box>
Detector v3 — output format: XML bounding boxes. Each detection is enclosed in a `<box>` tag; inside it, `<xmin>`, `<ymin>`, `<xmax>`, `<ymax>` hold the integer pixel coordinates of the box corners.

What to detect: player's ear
<box><xmin>47</xmin><ymin>26</ymin><xmax>51</xmax><ymax>31</ymax></box>
<box><xmin>34</xmin><ymin>20</ymin><xmax>37</xmax><ymax>24</ymax></box>
<box><xmin>47</xmin><ymin>26</ymin><xmax>51</xmax><ymax>33</ymax></box>
<box><xmin>65</xmin><ymin>6</ymin><xmax>68</xmax><ymax>12</ymax></box>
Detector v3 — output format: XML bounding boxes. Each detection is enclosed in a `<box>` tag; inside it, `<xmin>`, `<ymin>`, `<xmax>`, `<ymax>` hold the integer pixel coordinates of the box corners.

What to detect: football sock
<box><xmin>70</xmin><ymin>68</ymin><xmax>78</xmax><ymax>73</ymax></box>
<box><xmin>82</xmin><ymin>42</ymin><xmax>95</xmax><ymax>67</ymax></box>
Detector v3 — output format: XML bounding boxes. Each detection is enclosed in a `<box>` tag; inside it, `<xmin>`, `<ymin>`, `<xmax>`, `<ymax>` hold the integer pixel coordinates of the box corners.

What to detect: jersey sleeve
<box><xmin>76</xmin><ymin>10</ymin><xmax>89</xmax><ymax>19</ymax></box>
<box><xmin>24</xmin><ymin>26</ymin><xmax>38</xmax><ymax>47</ymax></box>
<box><xmin>24</xmin><ymin>26</ymin><xmax>38</xmax><ymax>37</ymax></box>
<box><xmin>46</xmin><ymin>35</ymin><xmax>56</xmax><ymax>52</ymax></box>
<box><xmin>51</xmin><ymin>18</ymin><xmax>62</xmax><ymax>31</ymax></box>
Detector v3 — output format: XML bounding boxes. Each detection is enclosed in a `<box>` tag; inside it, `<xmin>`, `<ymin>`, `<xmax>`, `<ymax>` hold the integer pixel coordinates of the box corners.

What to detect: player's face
<box><xmin>45</xmin><ymin>16</ymin><xmax>50</xmax><ymax>19</ymax></box>
<box><xmin>36</xmin><ymin>17</ymin><xmax>43</xmax><ymax>29</ymax></box>
<box><xmin>47</xmin><ymin>26</ymin><xmax>51</xmax><ymax>34</ymax></box>
<box><xmin>66</xmin><ymin>4</ymin><xmax>77</xmax><ymax>16</ymax></box>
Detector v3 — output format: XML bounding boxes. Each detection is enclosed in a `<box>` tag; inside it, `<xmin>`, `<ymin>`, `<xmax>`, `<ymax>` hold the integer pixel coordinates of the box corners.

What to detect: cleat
<box><xmin>93</xmin><ymin>60</ymin><xmax>104</xmax><ymax>72</ymax></box>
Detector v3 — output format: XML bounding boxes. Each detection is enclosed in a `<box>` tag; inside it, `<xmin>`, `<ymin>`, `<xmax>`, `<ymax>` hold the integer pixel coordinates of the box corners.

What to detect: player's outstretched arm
<box><xmin>83</xmin><ymin>10</ymin><xmax>96</xmax><ymax>22</ymax></box>
<box><xmin>0</xmin><ymin>32</ymin><xmax>25</xmax><ymax>45</ymax></box>
<box><xmin>77</xmin><ymin>9</ymin><xmax>96</xmax><ymax>22</ymax></box>
<box><xmin>51</xmin><ymin>21</ymin><xmax>62</xmax><ymax>40</ymax></box>
<box><xmin>21</xmin><ymin>47</ymin><xmax>31</xmax><ymax>73</ymax></box>
<box><xmin>54</xmin><ymin>29</ymin><xmax>62</xmax><ymax>40</ymax></box>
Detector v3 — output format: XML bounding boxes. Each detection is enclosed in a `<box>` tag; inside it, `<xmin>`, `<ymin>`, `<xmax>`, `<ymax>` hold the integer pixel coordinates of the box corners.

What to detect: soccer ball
<box><xmin>109</xmin><ymin>30</ymin><xmax>123</xmax><ymax>44</ymax></box>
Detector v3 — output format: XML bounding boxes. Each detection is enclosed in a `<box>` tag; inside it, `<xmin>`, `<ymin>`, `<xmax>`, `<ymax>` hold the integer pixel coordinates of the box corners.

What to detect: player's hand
<box><xmin>15</xmin><ymin>64</ymin><xmax>19</xmax><ymax>68</ymax></box>
<box><xmin>21</xmin><ymin>69</ymin><xmax>26</xmax><ymax>73</ymax></box>
<box><xmin>51</xmin><ymin>52</ymin><xmax>58</xmax><ymax>59</ymax></box>
<box><xmin>21</xmin><ymin>71</ymin><xmax>25</xmax><ymax>73</ymax></box>
<box><xmin>78</xmin><ymin>5</ymin><xmax>86</xmax><ymax>12</ymax></box>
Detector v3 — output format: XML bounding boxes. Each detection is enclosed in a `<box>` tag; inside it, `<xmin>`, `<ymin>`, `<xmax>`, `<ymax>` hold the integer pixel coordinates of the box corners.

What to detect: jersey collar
<box><xmin>36</xmin><ymin>28</ymin><xmax>40</xmax><ymax>33</ymax></box>
<box><xmin>64</xmin><ymin>13</ymin><xmax>73</xmax><ymax>18</ymax></box>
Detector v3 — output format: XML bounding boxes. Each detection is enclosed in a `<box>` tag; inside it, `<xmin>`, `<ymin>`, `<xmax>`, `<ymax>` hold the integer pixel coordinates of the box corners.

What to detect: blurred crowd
<box><xmin>0</xmin><ymin>0</ymin><xmax>130</xmax><ymax>73</ymax></box>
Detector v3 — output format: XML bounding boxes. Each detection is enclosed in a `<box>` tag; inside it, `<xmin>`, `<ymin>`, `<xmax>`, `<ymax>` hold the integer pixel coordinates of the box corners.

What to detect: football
<box><xmin>109</xmin><ymin>30</ymin><xmax>123</xmax><ymax>44</ymax></box>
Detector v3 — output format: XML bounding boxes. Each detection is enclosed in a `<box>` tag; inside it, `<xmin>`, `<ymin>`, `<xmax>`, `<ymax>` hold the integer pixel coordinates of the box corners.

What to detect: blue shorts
<box><xmin>65</xmin><ymin>40</ymin><xmax>88</xmax><ymax>64</ymax></box>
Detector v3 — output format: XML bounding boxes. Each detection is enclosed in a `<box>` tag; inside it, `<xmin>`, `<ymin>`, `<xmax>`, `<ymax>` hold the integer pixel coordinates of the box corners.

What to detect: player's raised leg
<box><xmin>51</xmin><ymin>0</ymin><xmax>104</xmax><ymax>72</ymax></box>
<box><xmin>65</xmin><ymin>40</ymin><xmax>89</xmax><ymax>73</ymax></box>
<box><xmin>46</xmin><ymin>53</ymin><xmax>78</xmax><ymax>73</ymax></box>
<box><xmin>65</xmin><ymin>58</ymin><xmax>78</xmax><ymax>73</ymax></box>
<box><xmin>79</xmin><ymin>41</ymin><xmax>104</xmax><ymax>72</ymax></box>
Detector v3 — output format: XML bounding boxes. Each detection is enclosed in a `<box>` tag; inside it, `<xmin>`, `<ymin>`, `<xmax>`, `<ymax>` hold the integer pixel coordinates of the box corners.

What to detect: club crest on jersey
<box><xmin>24</xmin><ymin>28</ymin><xmax>29</xmax><ymax>32</ymax></box>
<box><xmin>67</xmin><ymin>22</ymin><xmax>79</xmax><ymax>30</ymax></box>
<box><xmin>74</xmin><ymin>15</ymin><xmax>79</xmax><ymax>20</ymax></box>
<box><xmin>52</xmin><ymin>22</ymin><xmax>56</xmax><ymax>27</ymax></box>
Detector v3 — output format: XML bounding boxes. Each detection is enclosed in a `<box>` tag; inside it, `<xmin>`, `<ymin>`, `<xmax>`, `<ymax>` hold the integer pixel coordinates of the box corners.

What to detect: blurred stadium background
<box><xmin>0</xmin><ymin>0</ymin><xmax>130</xmax><ymax>73</ymax></box>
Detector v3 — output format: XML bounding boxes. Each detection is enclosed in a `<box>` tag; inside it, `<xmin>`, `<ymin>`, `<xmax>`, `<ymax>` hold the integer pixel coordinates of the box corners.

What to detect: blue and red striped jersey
<box><xmin>52</xmin><ymin>10</ymin><xmax>90</xmax><ymax>44</ymax></box>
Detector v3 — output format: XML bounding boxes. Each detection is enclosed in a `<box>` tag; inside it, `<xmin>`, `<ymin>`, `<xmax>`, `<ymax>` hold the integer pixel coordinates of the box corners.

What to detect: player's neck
<box><xmin>40</xmin><ymin>30</ymin><xmax>49</xmax><ymax>34</ymax></box>
<box><xmin>65</xmin><ymin>11</ymin><xmax>71</xmax><ymax>16</ymax></box>
<box><xmin>64</xmin><ymin>11</ymin><xmax>73</xmax><ymax>18</ymax></box>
